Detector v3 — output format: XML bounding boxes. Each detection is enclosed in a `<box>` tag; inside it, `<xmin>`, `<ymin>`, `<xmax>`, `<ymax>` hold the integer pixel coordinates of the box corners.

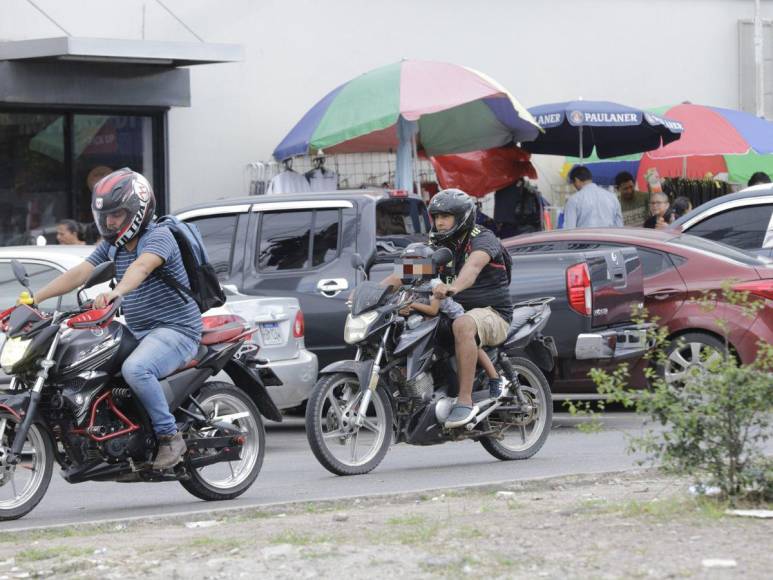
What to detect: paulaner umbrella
<box><xmin>523</xmin><ymin>100</ymin><xmax>684</xmax><ymax>159</ymax></box>
<box><xmin>273</xmin><ymin>60</ymin><xmax>541</xmax><ymax>191</ymax></box>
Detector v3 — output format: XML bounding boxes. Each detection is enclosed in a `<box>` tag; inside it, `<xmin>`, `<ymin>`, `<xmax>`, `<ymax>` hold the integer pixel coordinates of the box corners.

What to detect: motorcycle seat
<box><xmin>201</xmin><ymin>322</ymin><xmax>244</xmax><ymax>346</ymax></box>
<box><xmin>504</xmin><ymin>306</ymin><xmax>539</xmax><ymax>342</ymax></box>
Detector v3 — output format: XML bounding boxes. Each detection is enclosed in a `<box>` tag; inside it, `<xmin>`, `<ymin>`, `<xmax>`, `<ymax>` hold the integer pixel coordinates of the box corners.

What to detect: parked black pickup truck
<box><xmin>176</xmin><ymin>190</ymin><xmax>648</xmax><ymax>395</ymax></box>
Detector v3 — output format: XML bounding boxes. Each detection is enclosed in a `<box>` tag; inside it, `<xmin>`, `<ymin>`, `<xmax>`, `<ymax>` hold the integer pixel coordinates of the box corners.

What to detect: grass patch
<box><xmin>387</xmin><ymin>515</ymin><xmax>427</xmax><ymax>526</ymax></box>
<box><xmin>188</xmin><ymin>536</ymin><xmax>243</xmax><ymax>549</ymax></box>
<box><xmin>17</xmin><ymin>546</ymin><xmax>92</xmax><ymax>562</ymax></box>
<box><xmin>269</xmin><ymin>530</ymin><xmax>331</xmax><ymax>546</ymax></box>
<box><xmin>577</xmin><ymin>495</ymin><xmax>732</xmax><ymax>521</ymax></box>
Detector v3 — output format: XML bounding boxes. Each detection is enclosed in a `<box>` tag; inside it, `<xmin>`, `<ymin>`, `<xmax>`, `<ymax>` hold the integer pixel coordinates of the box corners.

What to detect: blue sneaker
<box><xmin>444</xmin><ymin>404</ymin><xmax>479</xmax><ymax>428</ymax></box>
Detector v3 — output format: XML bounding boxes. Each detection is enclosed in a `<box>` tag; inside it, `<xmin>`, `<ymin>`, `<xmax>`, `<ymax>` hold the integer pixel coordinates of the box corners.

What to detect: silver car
<box><xmin>0</xmin><ymin>245</ymin><xmax>317</xmax><ymax>411</ymax></box>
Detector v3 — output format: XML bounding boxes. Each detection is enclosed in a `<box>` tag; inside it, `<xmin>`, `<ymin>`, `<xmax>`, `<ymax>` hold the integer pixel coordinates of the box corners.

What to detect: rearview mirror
<box><xmin>83</xmin><ymin>261</ymin><xmax>115</xmax><ymax>290</ymax></box>
<box><xmin>11</xmin><ymin>260</ymin><xmax>30</xmax><ymax>289</ymax></box>
<box><xmin>431</xmin><ymin>247</ymin><xmax>453</xmax><ymax>266</ymax></box>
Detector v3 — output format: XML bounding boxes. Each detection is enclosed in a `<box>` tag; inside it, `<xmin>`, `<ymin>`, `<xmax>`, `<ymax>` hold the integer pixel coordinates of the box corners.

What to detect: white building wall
<box><xmin>2</xmin><ymin>0</ymin><xmax>772</xmax><ymax>207</ymax></box>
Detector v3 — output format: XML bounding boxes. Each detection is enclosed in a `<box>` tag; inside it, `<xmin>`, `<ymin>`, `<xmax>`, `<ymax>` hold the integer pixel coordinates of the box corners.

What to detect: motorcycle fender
<box><xmin>319</xmin><ymin>360</ymin><xmax>375</xmax><ymax>394</ymax></box>
<box><xmin>0</xmin><ymin>391</ymin><xmax>32</xmax><ymax>421</ymax></box>
<box><xmin>223</xmin><ymin>359</ymin><xmax>282</xmax><ymax>423</ymax></box>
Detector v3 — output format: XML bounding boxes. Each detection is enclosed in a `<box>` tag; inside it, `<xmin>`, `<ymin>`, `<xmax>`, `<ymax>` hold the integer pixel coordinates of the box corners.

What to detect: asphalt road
<box><xmin>2</xmin><ymin>413</ymin><xmax>647</xmax><ymax>532</ymax></box>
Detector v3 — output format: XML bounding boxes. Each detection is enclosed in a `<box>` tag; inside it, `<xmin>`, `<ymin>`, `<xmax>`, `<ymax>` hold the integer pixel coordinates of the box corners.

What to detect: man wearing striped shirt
<box><xmin>33</xmin><ymin>169</ymin><xmax>201</xmax><ymax>470</ymax></box>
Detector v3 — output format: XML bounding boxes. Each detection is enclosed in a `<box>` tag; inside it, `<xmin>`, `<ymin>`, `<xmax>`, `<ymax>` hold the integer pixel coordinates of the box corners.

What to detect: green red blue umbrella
<box><xmin>272</xmin><ymin>59</ymin><xmax>541</xmax><ymax>161</ymax></box>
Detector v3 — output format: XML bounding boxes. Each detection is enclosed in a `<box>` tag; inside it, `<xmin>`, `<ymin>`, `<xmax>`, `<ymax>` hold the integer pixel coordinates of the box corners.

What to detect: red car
<box><xmin>504</xmin><ymin>228</ymin><xmax>773</xmax><ymax>393</ymax></box>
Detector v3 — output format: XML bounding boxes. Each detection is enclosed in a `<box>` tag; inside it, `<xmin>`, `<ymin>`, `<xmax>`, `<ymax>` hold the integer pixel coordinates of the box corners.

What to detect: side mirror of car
<box><xmin>83</xmin><ymin>261</ymin><xmax>116</xmax><ymax>290</ymax></box>
<box><xmin>351</xmin><ymin>253</ymin><xmax>365</xmax><ymax>270</ymax></box>
<box><xmin>431</xmin><ymin>247</ymin><xmax>453</xmax><ymax>266</ymax></box>
<box><xmin>11</xmin><ymin>260</ymin><xmax>30</xmax><ymax>289</ymax></box>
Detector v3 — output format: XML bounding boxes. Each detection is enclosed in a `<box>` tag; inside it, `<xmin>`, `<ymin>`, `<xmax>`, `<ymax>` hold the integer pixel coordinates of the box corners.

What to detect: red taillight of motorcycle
<box><xmin>567</xmin><ymin>263</ymin><xmax>592</xmax><ymax>316</ymax></box>
<box><xmin>732</xmin><ymin>279</ymin><xmax>773</xmax><ymax>301</ymax></box>
<box><xmin>293</xmin><ymin>310</ymin><xmax>305</xmax><ymax>338</ymax></box>
<box><xmin>202</xmin><ymin>314</ymin><xmax>246</xmax><ymax>329</ymax></box>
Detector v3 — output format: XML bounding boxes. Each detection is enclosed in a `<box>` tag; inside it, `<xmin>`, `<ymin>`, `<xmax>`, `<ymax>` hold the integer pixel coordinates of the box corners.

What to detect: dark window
<box><xmin>686</xmin><ymin>204</ymin><xmax>773</xmax><ymax>250</ymax></box>
<box><xmin>376</xmin><ymin>199</ymin><xmax>429</xmax><ymax>236</ymax></box>
<box><xmin>509</xmin><ymin>242</ymin><xmax>562</xmax><ymax>254</ymax></box>
<box><xmin>670</xmin><ymin>235</ymin><xmax>767</xmax><ymax>266</ymax></box>
<box><xmin>311</xmin><ymin>210</ymin><xmax>340</xmax><ymax>267</ymax></box>
<box><xmin>257</xmin><ymin>209</ymin><xmax>342</xmax><ymax>271</ymax></box>
<box><xmin>637</xmin><ymin>249</ymin><xmax>675</xmax><ymax>278</ymax></box>
<box><xmin>188</xmin><ymin>215</ymin><xmax>238</xmax><ymax>280</ymax></box>
<box><xmin>257</xmin><ymin>210</ymin><xmax>313</xmax><ymax>271</ymax></box>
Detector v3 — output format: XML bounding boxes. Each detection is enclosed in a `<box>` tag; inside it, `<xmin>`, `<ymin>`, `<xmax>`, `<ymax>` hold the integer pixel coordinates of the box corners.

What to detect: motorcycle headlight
<box><xmin>344</xmin><ymin>311</ymin><xmax>379</xmax><ymax>345</ymax></box>
<box><xmin>0</xmin><ymin>337</ymin><xmax>31</xmax><ymax>373</ymax></box>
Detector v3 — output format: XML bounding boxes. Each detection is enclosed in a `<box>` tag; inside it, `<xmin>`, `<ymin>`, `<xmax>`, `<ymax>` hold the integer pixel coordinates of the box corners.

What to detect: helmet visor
<box><xmin>93</xmin><ymin>207</ymin><xmax>132</xmax><ymax>242</ymax></box>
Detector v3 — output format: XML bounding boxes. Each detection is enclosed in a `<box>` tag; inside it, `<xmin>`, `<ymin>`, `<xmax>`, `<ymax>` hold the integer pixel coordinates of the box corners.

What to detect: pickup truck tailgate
<box><xmin>584</xmin><ymin>247</ymin><xmax>644</xmax><ymax>327</ymax></box>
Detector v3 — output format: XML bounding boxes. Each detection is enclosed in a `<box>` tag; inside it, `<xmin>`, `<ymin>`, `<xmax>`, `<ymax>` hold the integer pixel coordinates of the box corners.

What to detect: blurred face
<box><xmin>56</xmin><ymin>224</ymin><xmax>79</xmax><ymax>245</ymax></box>
<box><xmin>649</xmin><ymin>194</ymin><xmax>669</xmax><ymax>217</ymax></box>
<box><xmin>433</xmin><ymin>213</ymin><xmax>456</xmax><ymax>232</ymax></box>
<box><xmin>617</xmin><ymin>180</ymin><xmax>636</xmax><ymax>198</ymax></box>
<box><xmin>105</xmin><ymin>209</ymin><xmax>129</xmax><ymax>232</ymax></box>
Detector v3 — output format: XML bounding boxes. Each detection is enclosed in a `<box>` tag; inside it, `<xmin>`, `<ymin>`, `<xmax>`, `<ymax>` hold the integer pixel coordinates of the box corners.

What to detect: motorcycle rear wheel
<box><xmin>180</xmin><ymin>382</ymin><xmax>265</xmax><ymax>501</ymax></box>
<box><xmin>479</xmin><ymin>357</ymin><xmax>552</xmax><ymax>461</ymax></box>
<box><xmin>306</xmin><ymin>373</ymin><xmax>393</xmax><ymax>476</ymax></box>
<box><xmin>0</xmin><ymin>419</ymin><xmax>54</xmax><ymax>521</ymax></box>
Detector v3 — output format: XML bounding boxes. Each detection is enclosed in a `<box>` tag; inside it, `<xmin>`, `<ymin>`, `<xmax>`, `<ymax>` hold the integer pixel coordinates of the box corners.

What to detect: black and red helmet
<box><xmin>92</xmin><ymin>168</ymin><xmax>156</xmax><ymax>247</ymax></box>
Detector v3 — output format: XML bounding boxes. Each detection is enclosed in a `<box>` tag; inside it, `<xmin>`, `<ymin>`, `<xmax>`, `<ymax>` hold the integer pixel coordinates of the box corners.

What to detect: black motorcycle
<box><xmin>305</xmin><ymin>247</ymin><xmax>555</xmax><ymax>476</ymax></box>
<box><xmin>0</xmin><ymin>260</ymin><xmax>281</xmax><ymax>520</ymax></box>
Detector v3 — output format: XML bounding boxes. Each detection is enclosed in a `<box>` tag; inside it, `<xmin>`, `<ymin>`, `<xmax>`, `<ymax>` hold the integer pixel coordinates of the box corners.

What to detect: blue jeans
<box><xmin>121</xmin><ymin>328</ymin><xmax>199</xmax><ymax>436</ymax></box>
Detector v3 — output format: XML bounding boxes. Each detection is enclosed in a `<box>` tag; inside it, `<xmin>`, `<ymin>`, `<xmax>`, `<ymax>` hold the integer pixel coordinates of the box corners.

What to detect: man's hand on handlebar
<box><xmin>93</xmin><ymin>290</ymin><xmax>122</xmax><ymax>310</ymax></box>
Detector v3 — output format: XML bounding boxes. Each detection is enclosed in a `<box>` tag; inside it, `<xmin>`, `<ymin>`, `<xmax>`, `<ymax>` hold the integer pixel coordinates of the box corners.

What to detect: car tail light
<box><xmin>293</xmin><ymin>310</ymin><xmax>305</xmax><ymax>338</ymax></box>
<box><xmin>0</xmin><ymin>306</ymin><xmax>14</xmax><ymax>332</ymax></box>
<box><xmin>202</xmin><ymin>314</ymin><xmax>245</xmax><ymax>329</ymax></box>
<box><xmin>567</xmin><ymin>263</ymin><xmax>592</xmax><ymax>316</ymax></box>
<box><xmin>387</xmin><ymin>189</ymin><xmax>408</xmax><ymax>198</ymax></box>
<box><xmin>732</xmin><ymin>280</ymin><xmax>773</xmax><ymax>301</ymax></box>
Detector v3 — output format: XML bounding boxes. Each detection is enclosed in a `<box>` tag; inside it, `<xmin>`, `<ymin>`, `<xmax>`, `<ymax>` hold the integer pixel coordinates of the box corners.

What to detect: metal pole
<box><xmin>754</xmin><ymin>0</ymin><xmax>765</xmax><ymax>117</ymax></box>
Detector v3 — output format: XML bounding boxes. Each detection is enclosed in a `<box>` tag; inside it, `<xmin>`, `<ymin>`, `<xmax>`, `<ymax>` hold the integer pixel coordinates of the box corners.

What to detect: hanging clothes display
<box><xmin>305</xmin><ymin>158</ymin><xmax>338</xmax><ymax>192</ymax></box>
<box><xmin>267</xmin><ymin>160</ymin><xmax>312</xmax><ymax>194</ymax></box>
<box><xmin>662</xmin><ymin>178</ymin><xmax>731</xmax><ymax>209</ymax></box>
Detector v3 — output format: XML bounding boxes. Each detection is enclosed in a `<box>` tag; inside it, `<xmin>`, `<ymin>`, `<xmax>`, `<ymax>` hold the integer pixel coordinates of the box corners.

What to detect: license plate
<box><xmin>259</xmin><ymin>322</ymin><xmax>283</xmax><ymax>345</ymax></box>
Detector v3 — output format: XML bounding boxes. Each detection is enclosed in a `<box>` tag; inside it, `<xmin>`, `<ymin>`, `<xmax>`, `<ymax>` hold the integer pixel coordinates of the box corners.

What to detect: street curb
<box><xmin>1</xmin><ymin>466</ymin><xmax>657</xmax><ymax>536</ymax></box>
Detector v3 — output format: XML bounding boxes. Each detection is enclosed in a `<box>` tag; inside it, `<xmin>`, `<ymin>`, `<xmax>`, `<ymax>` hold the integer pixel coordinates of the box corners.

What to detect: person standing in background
<box><xmin>614</xmin><ymin>171</ymin><xmax>649</xmax><ymax>226</ymax></box>
<box><xmin>562</xmin><ymin>166</ymin><xmax>623</xmax><ymax>229</ymax></box>
<box><xmin>748</xmin><ymin>172</ymin><xmax>772</xmax><ymax>187</ymax></box>
<box><xmin>56</xmin><ymin>219</ymin><xmax>85</xmax><ymax>245</ymax></box>
<box><xmin>644</xmin><ymin>192</ymin><xmax>671</xmax><ymax>229</ymax></box>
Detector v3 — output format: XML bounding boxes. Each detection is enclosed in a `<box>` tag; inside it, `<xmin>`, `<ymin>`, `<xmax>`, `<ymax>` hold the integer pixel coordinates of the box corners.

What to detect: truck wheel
<box><xmin>306</xmin><ymin>373</ymin><xmax>392</xmax><ymax>476</ymax></box>
<box><xmin>480</xmin><ymin>357</ymin><xmax>552</xmax><ymax>461</ymax></box>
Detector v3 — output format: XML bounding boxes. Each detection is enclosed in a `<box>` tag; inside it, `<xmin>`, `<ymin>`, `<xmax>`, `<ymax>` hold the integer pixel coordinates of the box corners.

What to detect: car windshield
<box><xmin>376</xmin><ymin>198</ymin><xmax>430</xmax><ymax>237</ymax></box>
<box><xmin>669</xmin><ymin>235</ymin><xmax>771</xmax><ymax>266</ymax></box>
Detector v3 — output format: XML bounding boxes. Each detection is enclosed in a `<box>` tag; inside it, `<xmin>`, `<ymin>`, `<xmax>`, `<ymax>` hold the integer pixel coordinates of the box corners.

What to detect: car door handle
<box><xmin>648</xmin><ymin>289</ymin><xmax>679</xmax><ymax>301</ymax></box>
<box><xmin>317</xmin><ymin>278</ymin><xmax>349</xmax><ymax>297</ymax></box>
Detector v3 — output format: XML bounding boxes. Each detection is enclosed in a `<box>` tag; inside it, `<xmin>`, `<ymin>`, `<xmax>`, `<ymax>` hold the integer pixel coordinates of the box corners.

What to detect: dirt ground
<box><xmin>0</xmin><ymin>469</ymin><xmax>770</xmax><ymax>579</ymax></box>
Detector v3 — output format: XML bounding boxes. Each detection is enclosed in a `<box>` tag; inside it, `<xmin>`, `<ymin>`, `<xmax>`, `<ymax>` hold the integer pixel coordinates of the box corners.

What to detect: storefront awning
<box><xmin>0</xmin><ymin>37</ymin><xmax>243</xmax><ymax>108</ymax></box>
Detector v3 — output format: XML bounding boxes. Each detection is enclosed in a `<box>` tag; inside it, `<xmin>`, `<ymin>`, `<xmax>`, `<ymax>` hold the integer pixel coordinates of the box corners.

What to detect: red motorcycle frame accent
<box><xmin>71</xmin><ymin>390</ymin><xmax>140</xmax><ymax>442</ymax></box>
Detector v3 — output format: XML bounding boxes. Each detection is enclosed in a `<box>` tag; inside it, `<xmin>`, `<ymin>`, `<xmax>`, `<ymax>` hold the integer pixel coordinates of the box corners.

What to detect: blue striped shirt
<box><xmin>86</xmin><ymin>224</ymin><xmax>202</xmax><ymax>342</ymax></box>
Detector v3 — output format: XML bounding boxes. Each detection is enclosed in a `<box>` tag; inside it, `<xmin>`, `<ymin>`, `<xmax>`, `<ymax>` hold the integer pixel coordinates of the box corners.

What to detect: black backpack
<box><xmin>109</xmin><ymin>216</ymin><xmax>226</xmax><ymax>313</ymax></box>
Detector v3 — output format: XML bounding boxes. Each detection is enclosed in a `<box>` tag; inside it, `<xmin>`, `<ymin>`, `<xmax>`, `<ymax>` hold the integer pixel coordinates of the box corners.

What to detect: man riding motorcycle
<box><xmin>30</xmin><ymin>168</ymin><xmax>202</xmax><ymax>469</ymax></box>
<box><xmin>380</xmin><ymin>188</ymin><xmax>513</xmax><ymax>428</ymax></box>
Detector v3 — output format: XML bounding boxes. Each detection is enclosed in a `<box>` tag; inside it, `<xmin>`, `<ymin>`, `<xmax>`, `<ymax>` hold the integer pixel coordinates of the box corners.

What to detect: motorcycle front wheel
<box><xmin>0</xmin><ymin>419</ymin><xmax>54</xmax><ymax>521</ymax></box>
<box><xmin>479</xmin><ymin>357</ymin><xmax>552</xmax><ymax>461</ymax></box>
<box><xmin>305</xmin><ymin>372</ymin><xmax>393</xmax><ymax>476</ymax></box>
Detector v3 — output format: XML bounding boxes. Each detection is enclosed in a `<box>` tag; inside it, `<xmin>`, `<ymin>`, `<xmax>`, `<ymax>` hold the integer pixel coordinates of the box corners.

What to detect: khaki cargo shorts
<box><xmin>465</xmin><ymin>307</ymin><xmax>510</xmax><ymax>347</ymax></box>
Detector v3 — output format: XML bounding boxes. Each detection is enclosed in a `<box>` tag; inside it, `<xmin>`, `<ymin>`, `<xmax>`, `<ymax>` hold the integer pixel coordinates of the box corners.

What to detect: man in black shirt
<box><xmin>381</xmin><ymin>189</ymin><xmax>513</xmax><ymax>428</ymax></box>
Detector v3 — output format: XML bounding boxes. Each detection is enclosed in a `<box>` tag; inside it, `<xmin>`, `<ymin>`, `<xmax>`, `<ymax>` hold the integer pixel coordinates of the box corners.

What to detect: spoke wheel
<box><xmin>0</xmin><ymin>418</ymin><xmax>53</xmax><ymax>521</ymax></box>
<box><xmin>306</xmin><ymin>373</ymin><xmax>393</xmax><ymax>476</ymax></box>
<box><xmin>180</xmin><ymin>382</ymin><xmax>265</xmax><ymax>501</ymax></box>
<box><xmin>480</xmin><ymin>357</ymin><xmax>552</xmax><ymax>461</ymax></box>
<box><xmin>664</xmin><ymin>333</ymin><xmax>727</xmax><ymax>387</ymax></box>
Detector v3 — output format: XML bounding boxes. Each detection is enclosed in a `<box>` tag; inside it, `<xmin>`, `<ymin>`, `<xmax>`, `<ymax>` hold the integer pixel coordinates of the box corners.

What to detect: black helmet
<box><xmin>92</xmin><ymin>168</ymin><xmax>156</xmax><ymax>247</ymax></box>
<box><xmin>428</xmin><ymin>189</ymin><xmax>476</xmax><ymax>247</ymax></box>
<box><xmin>396</xmin><ymin>242</ymin><xmax>436</xmax><ymax>284</ymax></box>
